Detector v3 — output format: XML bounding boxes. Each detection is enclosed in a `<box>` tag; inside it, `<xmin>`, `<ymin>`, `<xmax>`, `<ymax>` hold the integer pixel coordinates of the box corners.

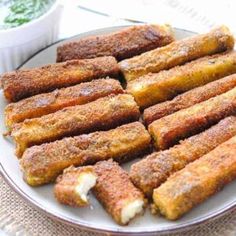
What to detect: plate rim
<box><xmin>1</xmin><ymin>161</ymin><xmax>236</xmax><ymax>235</ymax></box>
<box><xmin>1</xmin><ymin>25</ymin><xmax>236</xmax><ymax>235</ymax></box>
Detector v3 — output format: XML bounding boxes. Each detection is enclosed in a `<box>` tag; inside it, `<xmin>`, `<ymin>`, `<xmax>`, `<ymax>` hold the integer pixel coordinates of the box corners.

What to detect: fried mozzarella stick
<box><xmin>130</xmin><ymin>117</ymin><xmax>236</xmax><ymax>197</ymax></box>
<box><xmin>153</xmin><ymin>135</ymin><xmax>236</xmax><ymax>220</ymax></box>
<box><xmin>5</xmin><ymin>78</ymin><xmax>123</xmax><ymax>129</ymax></box>
<box><xmin>93</xmin><ymin>160</ymin><xmax>145</xmax><ymax>225</ymax></box>
<box><xmin>144</xmin><ymin>74</ymin><xmax>236</xmax><ymax>125</ymax></box>
<box><xmin>20</xmin><ymin>122</ymin><xmax>151</xmax><ymax>186</ymax></box>
<box><xmin>120</xmin><ymin>26</ymin><xmax>234</xmax><ymax>81</ymax></box>
<box><xmin>1</xmin><ymin>56</ymin><xmax>119</xmax><ymax>102</ymax></box>
<box><xmin>127</xmin><ymin>52</ymin><xmax>236</xmax><ymax>108</ymax></box>
<box><xmin>57</xmin><ymin>24</ymin><xmax>174</xmax><ymax>62</ymax></box>
<box><xmin>12</xmin><ymin>94</ymin><xmax>140</xmax><ymax>157</ymax></box>
<box><xmin>149</xmin><ymin>87</ymin><xmax>236</xmax><ymax>150</ymax></box>
<box><xmin>54</xmin><ymin>166</ymin><xmax>97</xmax><ymax>207</ymax></box>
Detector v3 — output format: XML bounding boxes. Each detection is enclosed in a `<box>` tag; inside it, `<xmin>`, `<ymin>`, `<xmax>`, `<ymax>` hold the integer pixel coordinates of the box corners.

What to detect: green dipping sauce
<box><xmin>0</xmin><ymin>0</ymin><xmax>55</xmax><ymax>29</ymax></box>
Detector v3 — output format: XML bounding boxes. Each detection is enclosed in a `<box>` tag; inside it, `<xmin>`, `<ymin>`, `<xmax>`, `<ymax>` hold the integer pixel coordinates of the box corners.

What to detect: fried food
<box><xmin>148</xmin><ymin>87</ymin><xmax>236</xmax><ymax>150</ymax></box>
<box><xmin>12</xmin><ymin>94</ymin><xmax>140</xmax><ymax>158</ymax></box>
<box><xmin>1</xmin><ymin>56</ymin><xmax>119</xmax><ymax>102</ymax></box>
<box><xmin>57</xmin><ymin>24</ymin><xmax>174</xmax><ymax>62</ymax></box>
<box><xmin>127</xmin><ymin>52</ymin><xmax>236</xmax><ymax>108</ymax></box>
<box><xmin>93</xmin><ymin>160</ymin><xmax>145</xmax><ymax>225</ymax></box>
<box><xmin>153</xmin><ymin>135</ymin><xmax>236</xmax><ymax>220</ymax></box>
<box><xmin>5</xmin><ymin>78</ymin><xmax>123</xmax><ymax>129</ymax></box>
<box><xmin>54</xmin><ymin>166</ymin><xmax>97</xmax><ymax>207</ymax></box>
<box><xmin>119</xmin><ymin>26</ymin><xmax>234</xmax><ymax>81</ymax></box>
<box><xmin>143</xmin><ymin>74</ymin><xmax>236</xmax><ymax>125</ymax></box>
<box><xmin>130</xmin><ymin>116</ymin><xmax>236</xmax><ymax>197</ymax></box>
<box><xmin>20</xmin><ymin>122</ymin><xmax>151</xmax><ymax>186</ymax></box>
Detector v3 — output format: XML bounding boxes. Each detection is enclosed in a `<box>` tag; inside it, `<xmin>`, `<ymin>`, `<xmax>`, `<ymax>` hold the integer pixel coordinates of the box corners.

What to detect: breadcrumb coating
<box><xmin>120</xmin><ymin>26</ymin><xmax>234</xmax><ymax>81</ymax></box>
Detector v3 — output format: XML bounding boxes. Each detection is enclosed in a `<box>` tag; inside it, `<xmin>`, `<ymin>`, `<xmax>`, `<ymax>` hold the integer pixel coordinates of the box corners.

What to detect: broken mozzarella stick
<box><xmin>148</xmin><ymin>87</ymin><xmax>236</xmax><ymax>150</ymax></box>
<box><xmin>1</xmin><ymin>56</ymin><xmax>119</xmax><ymax>102</ymax></box>
<box><xmin>130</xmin><ymin>116</ymin><xmax>236</xmax><ymax>197</ymax></box>
<box><xmin>5</xmin><ymin>78</ymin><xmax>123</xmax><ymax>129</ymax></box>
<box><xmin>93</xmin><ymin>160</ymin><xmax>146</xmax><ymax>225</ymax></box>
<box><xmin>127</xmin><ymin>51</ymin><xmax>236</xmax><ymax>108</ymax></box>
<box><xmin>153</xmin><ymin>135</ymin><xmax>236</xmax><ymax>220</ymax></box>
<box><xmin>57</xmin><ymin>24</ymin><xmax>174</xmax><ymax>62</ymax></box>
<box><xmin>54</xmin><ymin>166</ymin><xmax>97</xmax><ymax>207</ymax></box>
<box><xmin>20</xmin><ymin>122</ymin><xmax>151</xmax><ymax>186</ymax></box>
<box><xmin>119</xmin><ymin>25</ymin><xmax>234</xmax><ymax>81</ymax></box>
<box><xmin>11</xmin><ymin>94</ymin><xmax>140</xmax><ymax>157</ymax></box>
<box><xmin>143</xmin><ymin>74</ymin><xmax>236</xmax><ymax>125</ymax></box>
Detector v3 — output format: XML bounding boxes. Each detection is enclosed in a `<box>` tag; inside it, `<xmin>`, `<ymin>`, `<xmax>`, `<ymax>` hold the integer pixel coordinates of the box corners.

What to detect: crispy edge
<box><xmin>54</xmin><ymin>166</ymin><xmax>96</xmax><ymax>207</ymax></box>
<box><xmin>12</xmin><ymin>94</ymin><xmax>141</xmax><ymax>158</ymax></box>
<box><xmin>126</xmin><ymin>51</ymin><xmax>236</xmax><ymax>109</ymax></box>
<box><xmin>1</xmin><ymin>56</ymin><xmax>119</xmax><ymax>102</ymax></box>
<box><xmin>20</xmin><ymin>122</ymin><xmax>151</xmax><ymax>186</ymax></box>
<box><xmin>57</xmin><ymin>24</ymin><xmax>174</xmax><ymax>62</ymax></box>
<box><xmin>152</xmin><ymin>135</ymin><xmax>236</xmax><ymax>220</ymax></box>
<box><xmin>143</xmin><ymin>74</ymin><xmax>236</xmax><ymax>125</ymax></box>
<box><xmin>93</xmin><ymin>160</ymin><xmax>146</xmax><ymax>225</ymax></box>
<box><xmin>119</xmin><ymin>25</ymin><xmax>234</xmax><ymax>81</ymax></box>
<box><xmin>4</xmin><ymin>78</ymin><xmax>124</xmax><ymax>129</ymax></box>
<box><xmin>130</xmin><ymin>116</ymin><xmax>236</xmax><ymax>197</ymax></box>
<box><xmin>148</xmin><ymin>87</ymin><xmax>236</xmax><ymax>150</ymax></box>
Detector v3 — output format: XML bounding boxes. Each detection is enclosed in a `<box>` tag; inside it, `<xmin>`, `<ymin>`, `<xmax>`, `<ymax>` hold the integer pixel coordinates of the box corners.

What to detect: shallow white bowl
<box><xmin>0</xmin><ymin>26</ymin><xmax>235</xmax><ymax>235</ymax></box>
<box><xmin>0</xmin><ymin>0</ymin><xmax>63</xmax><ymax>73</ymax></box>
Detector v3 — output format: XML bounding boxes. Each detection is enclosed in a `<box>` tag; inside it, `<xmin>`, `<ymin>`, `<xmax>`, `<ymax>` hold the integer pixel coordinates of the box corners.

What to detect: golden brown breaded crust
<box><xmin>54</xmin><ymin>166</ymin><xmax>96</xmax><ymax>207</ymax></box>
<box><xmin>57</xmin><ymin>24</ymin><xmax>174</xmax><ymax>62</ymax></box>
<box><xmin>12</xmin><ymin>94</ymin><xmax>140</xmax><ymax>158</ymax></box>
<box><xmin>130</xmin><ymin>116</ymin><xmax>236</xmax><ymax>197</ymax></box>
<box><xmin>120</xmin><ymin>25</ymin><xmax>234</xmax><ymax>81</ymax></box>
<box><xmin>143</xmin><ymin>74</ymin><xmax>236</xmax><ymax>125</ymax></box>
<box><xmin>93</xmin><ymin>160</ymin><xmax>145</xmax><ymax>225</ymax></box>
<box><xmin>1</xmin><ymin>56</ymin><xmax>119</xmax><ymax>102</ymax></box>
<box><xmin>153</xmin><ymin>135</ymin><xmax>236</xmax><ymax>220</ymax></box>
<box><xmin>148</xmin><ymin>87</ymin><xmax>236</xmax><ymax>150</ymax></box>
<box><xmin>20</xmin><ymin>122</ymin><xmax>151</xmax><ymax>186</ymax></box>
<box><xmin>127</xmin><ymin>51</ymin><xmax>236</xmax><ymax>109</ymax></box>
<box><xmin>4</xmin><ymin>78</ymin><xmax>123</xmax><ymax>129</ymax></box>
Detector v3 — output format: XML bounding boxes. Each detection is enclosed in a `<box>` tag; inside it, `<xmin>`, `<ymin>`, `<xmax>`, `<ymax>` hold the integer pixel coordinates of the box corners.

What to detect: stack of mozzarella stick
<box><xmin>1</xmin><ymin>24</ymin><xmax>236</xmax><ymax>225</ymax></box>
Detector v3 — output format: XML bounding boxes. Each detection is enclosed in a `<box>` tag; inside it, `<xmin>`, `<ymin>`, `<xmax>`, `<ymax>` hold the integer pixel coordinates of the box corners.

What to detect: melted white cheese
<box><xmin>75</xmin><ymin>173</ymin><xmax>97</xmax><ymax>202</ymax></box>
<box><xmin>121</xmin><ymin>199</ymin><xmax>144</xmax><ymax>224</ymax></box>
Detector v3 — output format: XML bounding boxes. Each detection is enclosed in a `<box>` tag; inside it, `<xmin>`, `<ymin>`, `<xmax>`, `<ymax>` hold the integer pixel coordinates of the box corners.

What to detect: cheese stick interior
<box><xmin>11</xmin><ymin>94</ymin><xmax>140</xmax><ymax>157</ymax></box>
<box><xmin>20</xmin><ymin>122</ymin><xmax>151</xmax><ymax>186</ymax></box>
<box><xmin>1</xmin><ymin>56</ymin><xmax>119</xmax><ymax>102</ymax></box>
<box><xmin>5</xmin><ymin>78</ymin><xmax>123</xmax><ymax>129</ymax></box>
<box><xmin>127</xmin><ymin>52</ymin><xmax>236</xmax><ymax>108</ymax></box>
<box><xmin>130</xmin><ymin>116</ymin><xmax>236</xmax><ymax>197</ymax></box>
<box><xmin>153</xmin><ymin>135</ymin><xmax>236</xmax><ymax>220</ymax></box>
<box><xmin>119</xmin><ymin>25</ymin><xmax>234</xmax><ymax>81</ymax></box>
<box><xmin>93</xmin><ymin>160</ymin><xmax>145</xmax><ymax>225</ymax></box>
<box><xmin>148</xmin><ymin>87</ymin><xmax>236</xmax><ymax>150</ymax></box>
<box><xmin>54</xmin><ymin>166</ymin><xmax>97</xmax><ymax>207</ymax></box>
<box><xmin>57</xmin><ymin>24</ymin><xmax>174</xmax><ymax>62</ymax></box>
<box><xmin>143</xmin><ymin>74</ymin><xmax>236</xmax><ymax>125</ymax></box>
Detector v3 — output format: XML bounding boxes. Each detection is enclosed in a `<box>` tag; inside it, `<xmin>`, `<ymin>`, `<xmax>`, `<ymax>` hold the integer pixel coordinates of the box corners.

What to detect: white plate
<box><xmin>0</xmin><ymin>26</ymin><xmax>236</xmax><ymax>235</ymax></box>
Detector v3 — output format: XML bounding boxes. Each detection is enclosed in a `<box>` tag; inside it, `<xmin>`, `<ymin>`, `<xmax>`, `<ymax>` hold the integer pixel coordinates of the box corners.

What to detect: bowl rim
<box><xmin>0</xmin><ymin>0</ymin><xmax>61</xmax><ymax>33</ymax></box>
<box><xmin>1</xmin><ymin>25</ymin><xmax>236</xmax><ymax>235</ymax></box>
